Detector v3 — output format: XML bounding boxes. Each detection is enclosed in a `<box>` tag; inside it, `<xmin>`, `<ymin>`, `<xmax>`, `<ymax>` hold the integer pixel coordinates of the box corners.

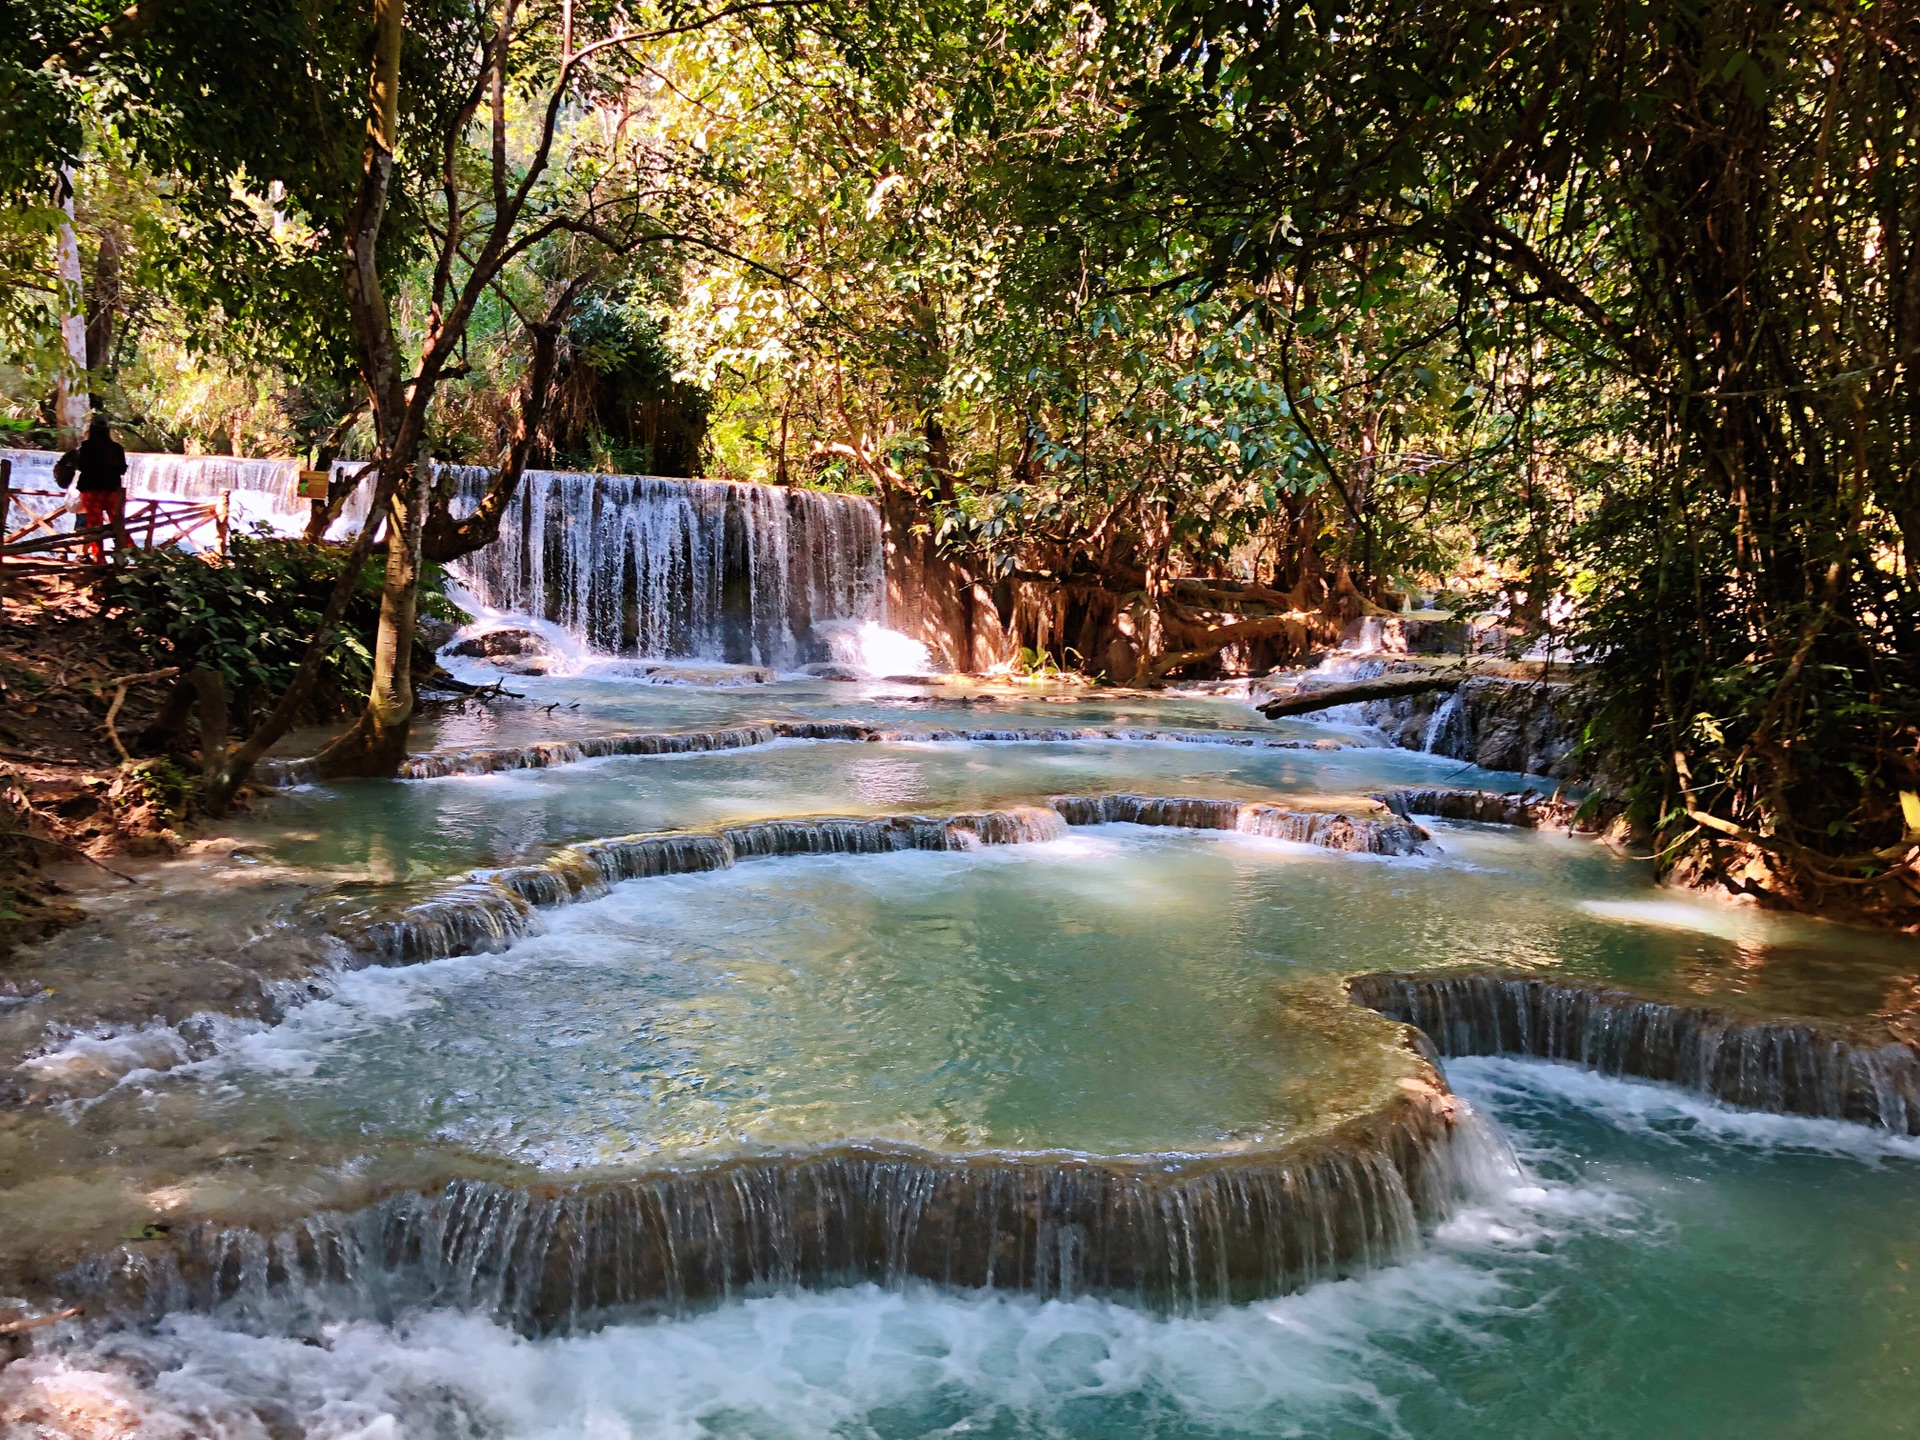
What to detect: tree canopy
<box><xmin>1</xmin><ymin>0</ymin><xmax>1915</xmax><ymax>911</ymax></box>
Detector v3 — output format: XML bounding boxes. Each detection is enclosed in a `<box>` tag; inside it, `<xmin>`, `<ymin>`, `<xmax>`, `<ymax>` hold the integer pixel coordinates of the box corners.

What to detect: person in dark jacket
<box><xmin>60</xmin><ymin>417</ymin><xmax>129</xmax><ymax>563</ymax></box>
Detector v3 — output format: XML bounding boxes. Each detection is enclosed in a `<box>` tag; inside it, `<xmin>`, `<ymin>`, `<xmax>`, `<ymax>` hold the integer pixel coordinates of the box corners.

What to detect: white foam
<box><xmin>1448</xmin><ymin>1055</ymin><xmax>1920</xmax><ymax>1163</ymax></box>
<box><xmin>4</xmin><ymin>1210</ymin><xmax>1584</xmax><ymax>1440</ymax></box>
<box><xmin>19</xmin><ymin>1025</ymin><xmax>193</xmax><ymax>1083</ymax></box>
<box><xmin>4</xmin><ymin>1105</ymin><xmax>1616</xmax><ymax>1440</ymax></box>
<box><xmin>3</xmin><ymin>1065</ymin><xmax>1678</xmax><ymax>1440</ymax></box>
<box><xmin>811</xmin><ymin>618</ymin><xmax>934</xmax><ymax>677</ymax></box>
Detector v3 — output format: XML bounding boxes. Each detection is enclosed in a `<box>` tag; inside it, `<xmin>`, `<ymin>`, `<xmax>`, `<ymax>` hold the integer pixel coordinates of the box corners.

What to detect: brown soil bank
<box><xmin>0</xmin><ymin>570</ymin><xmax>192</xmax><ymax>968</ymax></box>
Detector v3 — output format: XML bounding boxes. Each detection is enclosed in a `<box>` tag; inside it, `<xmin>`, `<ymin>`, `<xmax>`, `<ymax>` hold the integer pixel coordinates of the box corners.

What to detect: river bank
<box><xmin>0</xmin><ymin>569</ymin><xmax>204</xmax><ymax>968</ymax></box>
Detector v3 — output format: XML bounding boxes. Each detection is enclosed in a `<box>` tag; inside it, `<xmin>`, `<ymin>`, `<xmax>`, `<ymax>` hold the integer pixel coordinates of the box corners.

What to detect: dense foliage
<box><xmin>116</xmin><ymin>534</ymin><xmax>455</xmax><ymax>724</ymax></box>
<box><xmin>1110</xmin><ymin>0</ymin><xmax>1920</xmax><ymax>900</ymax></box>
<box><xmin>2</xmin><ymin>0</ymin><xmax>1916</xmax><ymax>909</ymax></box>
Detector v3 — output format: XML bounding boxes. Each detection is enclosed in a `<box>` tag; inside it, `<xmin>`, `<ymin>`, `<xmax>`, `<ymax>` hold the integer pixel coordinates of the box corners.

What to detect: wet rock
<box><xmin>585</xmin><ymin>661</ymin><xmax>777</xmax><ymax>686</ymax></box>
<box><xmin>417</xmin><ymin>616</ymin><xmax>459</xmax><ymax>652</ymax></box>
<box><xmin>1360</xmin><ymin>676</ymin><xmax>1582</xmax><ymax>778</ymax></box>
<box><xmin>446</xmin><ymin>629</ymin><xmax>550</xmax><ymax>660</ymax></box>
<box><xmin>1373</xmin><ymin>787</ymin><xmax>1542</xmax><ymax>827</ymax></box>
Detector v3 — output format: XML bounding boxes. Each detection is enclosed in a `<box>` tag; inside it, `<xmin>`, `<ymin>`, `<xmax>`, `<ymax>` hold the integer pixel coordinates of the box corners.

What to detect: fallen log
<box><xmin>1258</xmin><ymin>671</ymin><xmax>1464</xmax><ymax>718</ymax></box>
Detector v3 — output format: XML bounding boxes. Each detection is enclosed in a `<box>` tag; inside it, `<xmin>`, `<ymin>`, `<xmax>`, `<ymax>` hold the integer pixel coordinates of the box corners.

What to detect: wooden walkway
<box><xmin>0</xmin><ymin>460</ymin><xmax>230</xmax><ymax>564</ymax></box>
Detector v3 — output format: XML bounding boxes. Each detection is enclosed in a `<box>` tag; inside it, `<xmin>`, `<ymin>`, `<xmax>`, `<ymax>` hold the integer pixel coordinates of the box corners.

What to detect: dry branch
<box><xmin>0</xmin><ymin>1307</ymin><xmax>82</xmax><ymax>1335</ymax></box>
<box><xmin>101</xmin><ymin>666</ymin><xmax>182</xmax><ymax>763</ymax></box>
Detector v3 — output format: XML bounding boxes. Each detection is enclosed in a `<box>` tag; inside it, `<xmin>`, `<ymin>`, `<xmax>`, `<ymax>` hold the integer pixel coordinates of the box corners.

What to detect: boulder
<box><xmin>447</xmin><ymin>629</ymin><xmax>551</xmax><ymax>660</ymax></box>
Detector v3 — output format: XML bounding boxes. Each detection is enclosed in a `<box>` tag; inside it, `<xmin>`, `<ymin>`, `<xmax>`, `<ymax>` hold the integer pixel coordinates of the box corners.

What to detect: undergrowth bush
<box><xmin>115</xmin><ymin>531</ymin><xmax>458</xmax><ymax>726</ymax></box>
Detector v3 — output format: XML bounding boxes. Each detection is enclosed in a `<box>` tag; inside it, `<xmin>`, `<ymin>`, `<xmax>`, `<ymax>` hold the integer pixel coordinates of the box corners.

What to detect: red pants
<box><xmin>79</xmin><ymin>490</ymin><xmax>125</xmax><ymax>563</ymax></box>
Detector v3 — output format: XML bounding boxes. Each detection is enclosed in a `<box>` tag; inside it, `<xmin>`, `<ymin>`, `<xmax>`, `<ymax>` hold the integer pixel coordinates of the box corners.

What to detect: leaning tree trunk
<box><xmin>1257</xmin><ymin>671</ymin><xmax>1463</xmax><ymax>718</ymax></box>
<box><xmin>194</xmin><ymin>0</ymin><xmax>409</xmax><ymax>812</ymax></box>
<box><xmin>305</xmin><ymin>0</ymin><xmax>419</xmax><ymax>781</ymax></box>
<box><xmin>311</xmin><ymin>443</ymin><xmax>430</xmax><ymax>777</ymax></box>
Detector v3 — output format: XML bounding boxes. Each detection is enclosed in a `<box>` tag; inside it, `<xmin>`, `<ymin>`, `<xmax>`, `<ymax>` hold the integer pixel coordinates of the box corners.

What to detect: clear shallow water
<box><xmin>225</xmin><ymin>746</ymin><xmax>1920</xmax><ymax>1031</ymax></box>
<box><xmin>233</xmin><ymin>734</ymin><xmax>1534</xmax><ymax>879</ymax></box>
<box><xmin>120</xmin><ymin>815</ymin><xmax>1920</xmax><ymax>1178</ymax></box>
<box><xmin>11</xmin><ymin>1064</ymin><xmax>1920</xmax><ymax>1439</ymax></box>
<box><xmin>180</xmin><ymin>832</ymin><xmax>1436</xmax><ymax>1165</ymax></box>
<box><xmin>12</xmin><ymin>677</ymin><xmax>1920</xmax><ymax>1439</ymax></box>
<box><xmin>349</xmin><ymin>675</ymin><xmax>1348</xmax><ymax>754</ymax></box>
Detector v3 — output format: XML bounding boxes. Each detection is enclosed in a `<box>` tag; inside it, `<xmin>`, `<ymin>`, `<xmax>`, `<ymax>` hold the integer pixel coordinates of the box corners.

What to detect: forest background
<box><xmin>1</xmin><ymin>0</ymin><xmax>1916</xmax><ymax>917</ymax></box>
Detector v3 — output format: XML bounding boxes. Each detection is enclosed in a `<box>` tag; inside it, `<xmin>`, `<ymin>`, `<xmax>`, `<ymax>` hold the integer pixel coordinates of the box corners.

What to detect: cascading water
<box><xmin>256</xmin><ymin>719</ymin><xmax>1348</xmax><ymax>786</ymax></box>
<box><xmin>1420</xmin><ymin>689</ymin><xmax>1471</xmax><ymax>756</ymax></box>
<box><xmin>1351</xmin><ymin>970</ymin><xmax>1920</xmax><ymax>1132</ymax></box>
<box><xmin>444</xmin><ymin>466</ymin><xmax>886</xmax><ymax>669</ymax></box>
<box><xmin>11</xmin><ymin>677</ymin><xmax>1920</xmax><ymax>1437</ymax></box>
<box><xmin>332</xmin><ymin>797</ymin><xmax>1425</xmax><ymax>965</ymax></box>
<box><xmin>811</xmin><ymin>618</ymin><xmax>933</xmax><ymax>676</ymax></box>
<box><xmin>73</xmin><ymin>1087</ymin><xmax>1504</xmax><ymax>1331</ymax></box>
<box><xmin>5</xmin><ymin>449</ymin><xmax>890</xmax><ymax>672</ymax></box>
<box><xmin>11</xmin><ymin>478</ymin><xmax>1920</xmax><ymax>1440</ymax></box>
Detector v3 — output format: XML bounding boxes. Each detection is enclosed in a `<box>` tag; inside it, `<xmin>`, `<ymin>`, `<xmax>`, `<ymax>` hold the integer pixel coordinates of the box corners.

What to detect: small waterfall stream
<box><xmin>1419</xmin><ymin>690</ymin><xmax>1471</xmax><ymax>755</ymax></box>
<box><xmin>74</xmin><ymin>1090</ymin><xmax>1506</xmax><ymax>1331</ymax></box>
<box><xmin>444</xmin><ymin>467</ymin><xmax>885</xmax><ymax>669</ymax></box>
<box><xmin>1352</xmin><ymin>971</ymin><xmax>1920</xmax><ymax>1132</ymax></box>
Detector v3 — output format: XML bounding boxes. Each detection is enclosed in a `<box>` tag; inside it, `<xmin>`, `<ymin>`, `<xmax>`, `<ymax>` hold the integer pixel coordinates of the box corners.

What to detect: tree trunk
<box><xmin>199</xmin><ymin>458</ymin><xmax>403</xmax><ymax>812</ymax></box>
<box><xmin>135</xmin><ymin>677</ymin><xmax>197</xmax><ymax>755</ymax></box>
<box><xmin>52</xmin><ymin>173</ymin><xmax>89</xmax><ymax>444</ymax></box>
<box><xmin>187</xmin><ymin>668</ymin><xmax>229</xmax><ymax>782</ymax></box>
<box><xmin>1257</xmin><ymin>672</ymin><xmax>1462</xmax><ymax>718</ymax></box>
<box><xmin>197</xmin><ymin>0</ymin><xmax>408</xmax><ymax>811</ymax></box>
<box><xmin>1140</xmin><ymin>611</ymin><xmax>1316</xmax><ymax>685</ymax></box>
<box><xmin>85</xmin><ymin>231</ymin><xmax>119</xmax><ymax>408</ymax></box>
<box><xmin>311</xmin><ymin>443</ymin><xmax>429</xmax><ymax>777</ymax></box>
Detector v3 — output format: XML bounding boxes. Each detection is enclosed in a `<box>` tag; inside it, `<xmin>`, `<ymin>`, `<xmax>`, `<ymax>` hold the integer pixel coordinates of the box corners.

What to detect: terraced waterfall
<box><xmin>2</xmin><ymin>462</ymin><xmax>1918</xmax><ymax>1438</ymax></box>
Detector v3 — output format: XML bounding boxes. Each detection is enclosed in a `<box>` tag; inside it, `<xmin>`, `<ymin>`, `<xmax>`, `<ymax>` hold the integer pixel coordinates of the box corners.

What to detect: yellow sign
<box><xmin>296</xmin><ymin>469</ymin><xmax>330</xmax><ymax>500</ymax></box>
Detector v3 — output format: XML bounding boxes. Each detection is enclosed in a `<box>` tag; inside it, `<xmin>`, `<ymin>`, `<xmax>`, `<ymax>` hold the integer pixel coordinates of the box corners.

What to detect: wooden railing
<box><xmin>0</xmin><ymin>460</ymin><xmax>231</xmax><ymax>563</ymax></box>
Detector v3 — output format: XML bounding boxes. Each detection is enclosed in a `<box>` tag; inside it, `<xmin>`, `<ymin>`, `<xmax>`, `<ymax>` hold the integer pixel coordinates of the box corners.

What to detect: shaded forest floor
<box><xmin>0</xmin><ymin>568</ymin><xmax>188</xmax><ymax>966</ymax></box>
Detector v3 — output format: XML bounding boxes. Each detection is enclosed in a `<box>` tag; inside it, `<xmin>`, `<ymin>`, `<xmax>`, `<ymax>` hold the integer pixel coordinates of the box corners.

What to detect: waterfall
<box><xmin>1420</xmin><ymin>690</ymin><xmax>1472</xmax><ymax>756</ymax></box>
<box><xmin>70</xmin><ymin>1086</ymin><xmax>1504</xmax><ymax>1330</ymax></box>
<box><xmin>445</xmin><ymin>467</ymin><xmax>885</xmax><ymax>670</ymax></box>
<box><xmin>1351</xmin><ymin>970</ymin><xmax>1920</xmax><ymax>1133</ymax></box>
<box><xmin>4</xmin><ymin>450</ymin><xmax>886</xmax><ymax>671</ymax></box>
